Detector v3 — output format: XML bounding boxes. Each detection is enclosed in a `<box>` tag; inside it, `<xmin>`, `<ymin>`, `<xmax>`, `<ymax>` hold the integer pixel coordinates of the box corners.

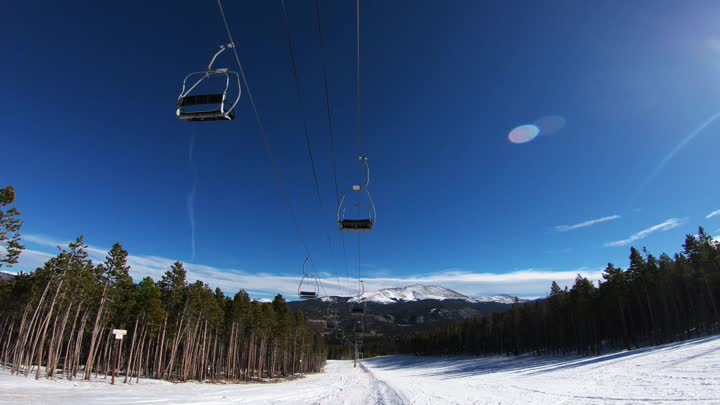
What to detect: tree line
<box><xmin>389</xmin><ymin>227</ymin><xmax>720</xmax><ymax>357</ymax></box>
<box><xmin>0</xmin><ymin>185</ymin><xmax>326</xmax><ymax>382</ymax></box>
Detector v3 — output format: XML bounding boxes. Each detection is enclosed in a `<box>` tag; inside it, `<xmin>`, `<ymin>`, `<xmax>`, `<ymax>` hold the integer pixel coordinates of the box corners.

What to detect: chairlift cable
<box><xmin>355</xmin><ymin>0</ymin><xmax>363</xmax><ymax>294</ymax></box>
<box><xmin>282</xmin><ymin>0</ymin><xmax>346</xmax><ymax>294</ymax></box>
<box><xmin>355</xmin><ymin>0</ymin><xmax>362</xmax><ymax>159</ymax></box>
<box><xmin>316</xmin><ymin>0</ymin><xmax>351</xmax><ymax>293</ymax></box>
<box><xmin>216</xmin><ymin>0</ymin><xmax>318</xmax><ymax>273</ymax></box>
<box><xmin>280</xmin><ymin>0</ymin><xmax>323</xmax><ymax>205</ymax></box>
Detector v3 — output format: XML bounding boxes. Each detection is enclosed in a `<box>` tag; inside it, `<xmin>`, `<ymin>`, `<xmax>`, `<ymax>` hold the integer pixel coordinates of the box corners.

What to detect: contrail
<box><xmin>633</xmin><ymin>110</ymin><xmax>720</xmax><ymax>203</ymax></box>
<box><xmin>187</xmin><ymin>134</ymin><xmax>198</xmax><ymax>262</ymax></box>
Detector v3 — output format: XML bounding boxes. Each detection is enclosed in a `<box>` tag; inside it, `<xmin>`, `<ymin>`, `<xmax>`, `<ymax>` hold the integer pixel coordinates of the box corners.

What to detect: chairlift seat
<box><xmin>340</xmin><ymin>219</ymin><xmax>373</xmax><ymax>232</ymax></box>
<box><xmin>177</xmin><ymin>45</ymin><xmax>241</xmax><ymax>123</ymax></box>
<box><xmin>178</xmin><ymin>94</ymin><xmax>225</xmax><ymax>107</ymax></box>
<box><xmin>299</xmin><ymin>291</ymin><xmax>318</xmax><ymax>300</ymax></box>
<box><xmin>177</xmin><ymin>109</ymin><xmax>235</xmax><ymax>122</ymax></box>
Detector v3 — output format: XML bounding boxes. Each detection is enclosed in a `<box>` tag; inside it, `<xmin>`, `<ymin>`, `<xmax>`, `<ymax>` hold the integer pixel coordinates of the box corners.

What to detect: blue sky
<box><xmin>3</xmin><ymin>0</ymin><xmax>720</xmax><ymax>299</ymax></box>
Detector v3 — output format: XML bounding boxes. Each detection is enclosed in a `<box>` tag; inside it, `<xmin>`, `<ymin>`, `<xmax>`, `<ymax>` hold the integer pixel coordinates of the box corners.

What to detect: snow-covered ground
<box><xmin>364</xmin><ymin>335</ymin><xmax>720</xmax><ymax>404</ymax></box>
<box><xmin>348</xmin><ymin>284</ymin><xmax>476</xmax><ymax>304</ymax></box>
<box><xmin>2</xmin><ymin>336</ymin><xmax>719</xmax><ymax>404</ymax></box>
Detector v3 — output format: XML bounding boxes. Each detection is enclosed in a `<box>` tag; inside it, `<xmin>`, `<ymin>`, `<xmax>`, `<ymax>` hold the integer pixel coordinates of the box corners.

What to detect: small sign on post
<box><xmin>111</xmin><ymin>329</ymin><xmax>127</xmax><ymax>384</ymax></box>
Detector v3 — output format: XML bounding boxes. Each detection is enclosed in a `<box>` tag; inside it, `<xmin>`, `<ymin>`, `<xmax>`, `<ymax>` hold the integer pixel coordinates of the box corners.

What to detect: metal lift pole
<box><xmin>354</xmin><ymin>339</ymin><xmax>358</xmax><ymax>368</ymax></box>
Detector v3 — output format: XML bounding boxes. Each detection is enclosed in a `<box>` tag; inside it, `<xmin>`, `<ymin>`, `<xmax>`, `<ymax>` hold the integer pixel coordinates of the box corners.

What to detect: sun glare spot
<box><xmin>508</xmin><ymin>124</ymin><xmax>540</xmax><ymax>144</ymax></box>
<box><xmin>535</xmin><ymin>115</ymin><xmax>566</xmax><ymax>135</ymax></box>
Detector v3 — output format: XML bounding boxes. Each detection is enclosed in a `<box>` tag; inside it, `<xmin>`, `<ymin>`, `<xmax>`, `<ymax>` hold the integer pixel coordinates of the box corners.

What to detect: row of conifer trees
<box><xmin>392</xmin><ymin>227</ymin><xmax>720</xmax><ymax>357</ymax></box>
<box><xmin>0</xmin><ymin>237</ymin><xmax>326</xmax><ymax>382</ymax></box>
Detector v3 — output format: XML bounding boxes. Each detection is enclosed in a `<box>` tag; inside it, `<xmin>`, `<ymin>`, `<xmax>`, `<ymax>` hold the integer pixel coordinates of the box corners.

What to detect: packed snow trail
<box><xmin>0</xmin><ymin>361</ymin><xmax>378</xmax><ymax>405</ymax></box>
<box><xmin>2</xmin><ymin>336</ymin><xmax>720</xmax><ymax>404</ymax></box>
<box><xmin>363</xmin><ymin>335</ymin><xmax>720</xmax><ymax>404</ymax></box>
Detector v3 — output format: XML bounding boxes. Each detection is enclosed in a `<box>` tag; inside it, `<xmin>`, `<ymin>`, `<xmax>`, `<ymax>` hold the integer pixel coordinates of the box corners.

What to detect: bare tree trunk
<box><xmin>124</xmin><ymin>319</ymin><xmax>140</xmax><ymax>383</ymax></box>
<box><xmin>84</xmin><ymin>281</ymin><xmax>109</xmax><ymax>380</ymax></box>
<box><xmin>62</xmin><ymin>303</ymin><xmax>82</xmax><ymax>380</ymax></box>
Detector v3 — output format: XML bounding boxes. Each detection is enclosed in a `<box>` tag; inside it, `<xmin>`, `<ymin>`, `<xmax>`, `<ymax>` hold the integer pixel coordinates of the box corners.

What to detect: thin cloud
<box><xmin>706</xmin><ymin>209</ymin><xmax>720</xmax><ymax>219</ymax></box>
<box><xmin>1</xmin><ymin>246</ymin><xmax>55</xmax><ymax>273</ymax></box>
<box><xmin>604</xmin><ymin>218</ymin><xmax>686</xmax><ymax>247</ymax></box>
<box><xmin>633</xmin><ymin>111</ymin><xmax>720</xmax><ymax>202</ymax></box>
<box><xmin>555</xmin><ymin>215</ymin><xmax>621</xmax><ymax>232</ymax></box>
<box><xmin>18</xmin><ymin>234</ymin><xmax>600</xmax><ymax>300</ymax></box>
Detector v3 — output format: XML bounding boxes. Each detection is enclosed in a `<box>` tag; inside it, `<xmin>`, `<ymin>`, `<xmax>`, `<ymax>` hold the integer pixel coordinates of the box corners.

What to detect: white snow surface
<box><xmin>2</xmin><ymin>336</ymin><xmax>720</xmax><ymax>404</ymax></box>
<box><xmin>341</xmin><ymin>285</ymin><xmax>527</xmax><ymax>305</ymax></box>
<box><xmin>474</xmin><ymin>294</ymin><xmax>528</xmax><ymax>304</ymax></box>
<box><xmin>347</xmin><ymin>284</ymin><xmax>477</xmax><ymax>304</ymax></box>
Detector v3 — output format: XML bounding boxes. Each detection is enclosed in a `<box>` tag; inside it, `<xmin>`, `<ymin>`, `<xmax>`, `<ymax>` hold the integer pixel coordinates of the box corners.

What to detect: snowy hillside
<box><xmin>344</xmin><ymin>285</ymin><xmax>527</xmax><ymax>305</ymax></box>
<box><xmin>3</xmin><ymin>335</ymin><xmax>718</xmax><ymax>404</ymax></box>
<box><xmin>475</xmin><ymin>294</ymin><xmax>528</xmax><ymax>304</ymax></box>
<box><xmin>347</xmin><ymin>284</ymin><xmax>477</xmax><ymax>304</ymax></box>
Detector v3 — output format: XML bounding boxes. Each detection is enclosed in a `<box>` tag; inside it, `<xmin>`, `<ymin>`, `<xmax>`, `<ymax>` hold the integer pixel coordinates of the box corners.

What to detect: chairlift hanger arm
<box><xmin>303</xmin><ymin>256</ymin><xmax>310</xmax><ymax>276</ymax></box>
<box><xmin>358</xmin><ymin>156</ymin><xmax>370</xmax><ymax>189</ymax></box>
<box><xmin>208</xmin><ymin>43</ymin><xmax>235</xmax><ymax>71</ymax></box>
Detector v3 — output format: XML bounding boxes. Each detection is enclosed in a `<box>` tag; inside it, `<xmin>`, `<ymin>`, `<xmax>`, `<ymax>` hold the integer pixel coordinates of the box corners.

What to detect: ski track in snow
<box><xmin>2</xmin><ymin>336</ymin><xmax>720</xmax><ymax>404</ymax></box>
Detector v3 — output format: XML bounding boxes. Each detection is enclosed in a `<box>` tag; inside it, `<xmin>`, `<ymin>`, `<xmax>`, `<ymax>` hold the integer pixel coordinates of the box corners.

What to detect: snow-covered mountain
<box><xmin>475</xmin><ymin>294</ymin><xmax>527</xmax><ymax>304</ymax></box>
<box><xmin>348</xmin><ymin>285</ymin><xmax>477</xmax><ymax>304</ymax></box>
<box><xmin>0</xmin><ymin>272</ymin><xmax>15</xmax><ymax>282</ymax></box>
<box><xmin>342</xmin><ymin>285</ymin><xmax>529</xmax><ymax>305</ymax></box>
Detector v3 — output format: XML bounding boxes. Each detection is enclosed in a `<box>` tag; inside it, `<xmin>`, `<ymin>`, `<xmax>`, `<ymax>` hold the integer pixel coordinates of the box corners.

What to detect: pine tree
<box><xmin>0</xmin><ymin>186</ymin><xmax>24</xmax><ymax>268</ymax></box>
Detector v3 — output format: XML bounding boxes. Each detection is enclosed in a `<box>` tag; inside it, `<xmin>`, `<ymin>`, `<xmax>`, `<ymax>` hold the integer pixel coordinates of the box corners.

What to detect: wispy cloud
<box><xmin>604</xmin><ymin>218</ymin><xmax>686</xmax><ymax>247</ymax></box>
<box><xmin>18</xmin><ymin>234</ymin><xmax>600</xmax><ymax>300</ymax></box>
<box><xmin>706</xmin><ymin>209</ymin><xmax>720</xmax><ymax>219</ymax></box>
<box><xmin>555</xmin><ymin>215</ymin><xmax>621</xmax><ymax>232</ymax></box>
<box><xmin>633</xmin><ymin>111</ymin><xmax>720</xmax><ymax>202</ymax></box>
<box><xmin>1</xmin><ymin>246</ymin><xmax>55</xmax><ymax>273</ymax></box>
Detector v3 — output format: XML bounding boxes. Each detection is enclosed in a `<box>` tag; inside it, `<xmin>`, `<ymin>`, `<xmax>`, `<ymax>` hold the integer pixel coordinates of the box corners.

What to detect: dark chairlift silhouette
<box><xmin>177</xmin><ymin>43</ymin><xmax>241</xmax><ymax>122</ymax></box>
<box><xmin>354</xmin><ymin>320</ymin><xmax>364</xmax><ymax>334</ymax></box>
<box><xmin>297</xmin><ymin>257</ymin><xmax>319</xmax><ymax>300</ymax></box>
<box><xmin>350</xmin><ymin>280</ymin><xmax>367</xmax><ymax>316</ymax></box>
<box><xmin>338</xmin><ymin>156</ymin><xmax>376</xmax><ymax>232</ymax></box>
<box><xmin>324</xmin><ymin>307</ymin><xmax>338</xmax><ymax>329</ymax></box>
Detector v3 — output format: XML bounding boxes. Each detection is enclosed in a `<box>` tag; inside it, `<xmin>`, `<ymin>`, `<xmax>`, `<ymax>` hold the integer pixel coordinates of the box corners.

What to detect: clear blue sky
<box><xmin>3</xmin><ymin>0</ymin><xmax>720</xmax><ymax>299</ymax></box>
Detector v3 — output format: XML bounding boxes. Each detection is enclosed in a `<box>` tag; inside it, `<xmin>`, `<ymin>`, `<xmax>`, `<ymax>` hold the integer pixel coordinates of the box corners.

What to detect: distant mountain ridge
<box><xmin>0</xmin><ymin>272</ymin><xmax>15</xmax><ymax>282</ymax></box>
<box><xmin>343</xmin><ymin>284</ymin><xmax>528</xmax><ymax>305</ymax></box>
<box><xmin>347</xmin><ymin>284</ymin><xmax>475</xmax><ymax>304</ymax></box>
<box><xmin>290</xmin><ymin>284</ymin><xmax>524</xmax><ymax>337</ymax></box>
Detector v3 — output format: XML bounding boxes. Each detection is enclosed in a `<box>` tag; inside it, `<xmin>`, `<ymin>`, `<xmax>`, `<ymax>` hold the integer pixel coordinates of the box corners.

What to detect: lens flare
<box><xmin>508</xmin><ymin>124</ymin><xmax>540</xmax><ymax>144</ymax></box>
<box><xmin>535</xmin><ymin>115</ymin><xmax>566</xmax><ymax>135</ymax></box>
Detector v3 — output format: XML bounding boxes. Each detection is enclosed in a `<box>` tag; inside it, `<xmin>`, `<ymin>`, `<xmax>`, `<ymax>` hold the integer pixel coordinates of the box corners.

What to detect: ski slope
<box><xmin>1</xmin><ymin>336</ymin><xmax>719</xmax><ymax>404</ymax></box>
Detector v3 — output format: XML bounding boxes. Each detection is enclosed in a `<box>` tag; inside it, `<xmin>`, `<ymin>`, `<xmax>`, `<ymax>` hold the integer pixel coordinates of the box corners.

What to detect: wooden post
<box><xmin>111</xmin><ymin>338</ymin><xmax>119</xmax><ymax>385</ymax></box>
<box><xmin>111</xmin><ymin>329</ymin><xmax>127</xmax><ymax>385</ymax></box>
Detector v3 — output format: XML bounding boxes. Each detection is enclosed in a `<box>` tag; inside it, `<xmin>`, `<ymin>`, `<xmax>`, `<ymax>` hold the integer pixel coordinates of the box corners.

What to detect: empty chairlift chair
<box><xmin>338</xmin><ymin>156</ymin><xmax>376</xmax><ymax>232</ymax></box>
<box><xmin>350</xmin><ymin>281</ymin><xmax>367</xmax><ymax>316</ymax></box>
<box><xmin>298</xmin><ymin>257</ymin><xmax>319</xmax><ymax>300</ymax></box>
<box><xmin>350</xmin><ymin>302</ymin><xmax>366</xmax><ymax>316</ymax></box>
<box><xmin>177</xmin><ymin>43</ymin><xmax>242</xmax><ymax>122</ymax></box>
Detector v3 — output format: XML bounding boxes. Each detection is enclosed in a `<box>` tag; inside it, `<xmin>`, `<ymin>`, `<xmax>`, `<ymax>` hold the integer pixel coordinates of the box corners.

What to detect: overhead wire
<box><xmin>355</xmin><ymin>0</ymin><xmax>363</xmax><ymax>293</ymax></box>
<box><xmin>316</xmin><ymin>0</ymin><xmax>351</xmax><ymax>294</ymax></box>
<box><xmin>280</xmin><ymin>0</ymin><xmax>344</xmax><ymax>295</ymax></box>
<box><xmin>216</xmin><ymin>0</ymin><xmax>320</xmax><ymax>275</ymax></box>
<box><xmin>279</xmin><ymin>0</ymin><xmax>323</xmax><ymax>206</ymax></box>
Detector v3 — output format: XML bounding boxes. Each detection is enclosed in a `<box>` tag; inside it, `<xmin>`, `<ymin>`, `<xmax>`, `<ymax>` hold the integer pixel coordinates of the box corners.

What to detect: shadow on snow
<box><xmin>362</xmin><ymin>335</ymin><xmax>720</xmax><ymax>380</ymax></box>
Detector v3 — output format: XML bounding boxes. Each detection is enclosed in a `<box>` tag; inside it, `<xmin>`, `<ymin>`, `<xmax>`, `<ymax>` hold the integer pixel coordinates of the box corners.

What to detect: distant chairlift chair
<box><xmin>298</xmin><ymin>257</ymin><xmax>319</xmax><ymax>300</ymax></box>
<box><xmin>350</xmin><ymin>281</ymin><xmax>367</xmax><ymax>316</ymax></box>
<box><xmin>338</xmin><ymin>156</ymin><xmax>376</xmax><ymax>232</ymax></box>
<box><xmin>177</xmin><ymin>43</ymin><xmax>242</xmax><ymax>122</ymax></box>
